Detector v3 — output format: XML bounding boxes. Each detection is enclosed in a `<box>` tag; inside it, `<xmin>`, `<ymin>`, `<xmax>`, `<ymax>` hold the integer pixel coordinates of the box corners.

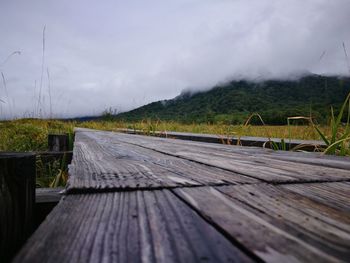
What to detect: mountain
<box><xmin>115</xmin><ymin>75</ymin><xmax>350</xmax><ymax>124</ymax></box>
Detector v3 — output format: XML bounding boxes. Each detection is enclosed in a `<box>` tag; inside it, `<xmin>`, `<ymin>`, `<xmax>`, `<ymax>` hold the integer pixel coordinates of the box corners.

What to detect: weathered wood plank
<box><xmin>145</xmin><ymin>143</ymin><xmax>349</xmax><ymax>182</ymax></box>
<box><xmin>111</xmin><ymin>129</ymin><xmax>350</xmax><ymax>166</ymax></box>
<box><xmin>217</xmin><ymin>184</ymin><xmax>350</xmax><ymax>260</ymax></box>
<box><xmin>34</xmin><ymin>188</ymin><xmax>64</xmax><ymax>231</ymax></box>
<box><xmin>174</xmin><ymin>182</ymin><xmax>350</xmax><ymax>263</ymax></box>
<box><xmin>117</xmin><ymin>128</ymin><xmax>326</xmax><ymax>151</ymax></box>
<box><xmin>67</xmin><ymin>130</ymin><xmax>258</xmax><ymax>193</ymax></box>
<box><xmin>36</xmin><ymin>187</ymin><xmax>63</xmax><ymax>203</ymax></box>
<box><xmin>14</xmin><ymin>190</ymin><xmax>253</xmax><ymax>263</ymax></box>
<box><xmin>281</xmin><ymin>182</ymin><xmax>350</xmax><ymax>212</ymax></box>
<box><xmin>0</xmin><ymin>153</ymin><xmax>36</xmax><ymax>262</ymax></box>
<box><xmin>76</xmin><ymin>129</ymin><xmax>350</xmax><ymax>184</ymax></box>
<box><xmin>79</xmin><ymin>128</ymin><xmax>350</xmax><ymax>166</ymax></box>
<box><xmin>13</xmin><ymin>129</ymin><xmax>350</xmax><ymax>262</ymax></box>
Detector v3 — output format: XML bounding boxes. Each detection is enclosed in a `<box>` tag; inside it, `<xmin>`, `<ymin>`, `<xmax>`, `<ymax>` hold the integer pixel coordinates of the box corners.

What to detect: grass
<box><xmin>0</xmin><ymin>118</ymin><xmax>331</xmax><ymax>152</ymax></box>
<box><xmin>313</xmin><ymin>92</ymin><xmax>350</xmax><ymax>155</ymax></box>
<box><xmin>0</xmin><ymin>119</ymin><xmax>74</xmax><ymax>187</ymax></box>
<box><xmin>1</xmin><ymin>94</ymin><xmax>349</xmax><ymax>189</ymax></box>
<box><xmin>0</xmin><ymin>119</ymin><xmax>75</xmax><ymax>151</ymax></box>
<box><xmin>36</xmin><ymin>154</ymin><xmax>68</xmax><ymax>188</ymax></box>
<box><xmin>124</xmin><ymin>120</ymin><xmax>329</xmax><ymax>140</ymax></box>
<box><xmin>48</xmin><ymin>152</ymin><xmax>69</xmax><ymax>188</ymax></box>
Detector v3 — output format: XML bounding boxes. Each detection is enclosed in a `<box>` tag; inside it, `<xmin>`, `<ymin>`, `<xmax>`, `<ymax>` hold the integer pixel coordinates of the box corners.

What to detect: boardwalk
<box><xmin>14</xmin><ymin>128</ymin><xmax>350</xmax><ymax>263</ymax></box>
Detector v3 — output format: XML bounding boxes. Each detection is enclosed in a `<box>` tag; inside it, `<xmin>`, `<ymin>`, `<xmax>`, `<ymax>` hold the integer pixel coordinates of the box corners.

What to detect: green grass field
<box><xmin>1</xmin><ymin>117</ymin><xmax>348</xmax><ymax>188</ymax></box>
<box><xmin>0</xmin><ymin>118</ymin><xmax>331</xmax><ymax>152</ymax></box>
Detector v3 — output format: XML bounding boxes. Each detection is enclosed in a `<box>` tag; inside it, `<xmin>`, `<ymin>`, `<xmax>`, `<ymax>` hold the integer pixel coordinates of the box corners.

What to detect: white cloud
<box><xmin>0</xmin><ymin>0</ymin><xmax>349</xmax><ymax>118</ymax></box>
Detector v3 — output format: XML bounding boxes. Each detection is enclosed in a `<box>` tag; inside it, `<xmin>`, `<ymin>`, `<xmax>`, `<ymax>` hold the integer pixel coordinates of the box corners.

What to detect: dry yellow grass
<box><xmin>0</xmin><ymin>118</ymin><xmax>329</xmax><ymax>152</ymax></box>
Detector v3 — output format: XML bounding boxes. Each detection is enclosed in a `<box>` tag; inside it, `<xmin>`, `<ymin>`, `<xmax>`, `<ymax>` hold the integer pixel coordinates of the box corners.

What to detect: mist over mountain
<box><xmin>1</xmin><ymin>1</ymin><xmax>350</xmax><ymax>119</ymax></box>
<box><xmin>115</xmin><ymin>75</ymin><xmax>350</xmax><ymax>124</ymax></box>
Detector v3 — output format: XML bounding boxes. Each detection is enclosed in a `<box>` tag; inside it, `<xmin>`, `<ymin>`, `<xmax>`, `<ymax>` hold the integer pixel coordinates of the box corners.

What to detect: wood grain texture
<box><xmin>67</xmin><ymin>130</ymin><xmax>258</xmax><ymax>192</ymax></box>
<box><xmin>217</xmin><ymin>183</ymin><xmax>350</xmax><ymax>261</ymax></box>
<box><xmin>36</xmin><ymin>187</ymin><xmax>64</xmax><ymax>203</ymax></box>
<box><xmin>15</xmin><ymin>129</ymin><xmax>350</xmax><ymax>263</ymax></box>
<box><xmin>0</xmin><ymin>153</ymin><xmax>36</xmax><ymax>262</ymax></box>
<box><xmin>76</xmin><ymin>129</ymin><xmax>350</xmax><ymax>184</ymax></box>
<box><xmin>281</xmin><ymin>182</ymin><xmax>350</xmax><ymax>212</ymax></box>
<box><xmin>34</xmin><ymin>188</ymin><xmax>64</xmax><ymax>233</ymax></box>
<box><xmin>14</xmin><ymin>190</ymin><xmax>253</xmax><ymax>263</ymax></box>
<box><xmin>174</xmin><ymin>182</ymin><xmax>350</xmax><ymax>263</ymax></box>
<box><xmin>117</xmin><ymin>128</ymin><xmax>326</xmax><ymax>151</ymax></box>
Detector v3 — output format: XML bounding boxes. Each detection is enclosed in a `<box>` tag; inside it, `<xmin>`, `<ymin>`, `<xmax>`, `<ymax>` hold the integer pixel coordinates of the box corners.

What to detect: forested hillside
<box><xmin>116</xmin><ymin>75</ymin><xmax>350</xmax><ymax>124</ymax></box>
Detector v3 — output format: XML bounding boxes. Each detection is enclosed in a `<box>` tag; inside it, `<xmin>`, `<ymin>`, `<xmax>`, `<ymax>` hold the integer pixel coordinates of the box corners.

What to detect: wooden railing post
<box><xmin>48</xmin><ymin>134</ymin><xmax>69</xmax><ymax>152</ymax></box>
<box><xmin>0</xmin><ymin>153</ymin><xmax>36</xmax><ymax>262</ymax></box>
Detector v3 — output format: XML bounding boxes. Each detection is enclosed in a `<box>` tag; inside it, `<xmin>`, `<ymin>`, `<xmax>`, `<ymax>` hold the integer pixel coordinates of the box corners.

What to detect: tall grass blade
<box><xmin>323</xmin><ymin>136</ymin><xmax>350</xmax><ymax>155</ymax></box>
<box><xmin>37</xmin><ymin>25</ymin><xmax>46</xmax><ymax>117</ymax></box>
<box><xmin>0</xmin><ymin>51</ymin><xmax>21</xmax><ymax>67</ymax></box>
<box><xmin>343</xmin><ymin>42</ymin><xmax>350</xmax><ymax>75</ymax></box>
<box><xmin>333</xmin><ymin>93</ymin><xmax>350</xmax><ymax>140</ymax></box>
<box><xmin>47</xmin><ymin>68</ymin><xmax>52</xmax><ymax>118</ymax></box>
<box><xmin>313</xmin><ymin>125</ymin><xmax>330</xmax><ymax>145</ymax></box>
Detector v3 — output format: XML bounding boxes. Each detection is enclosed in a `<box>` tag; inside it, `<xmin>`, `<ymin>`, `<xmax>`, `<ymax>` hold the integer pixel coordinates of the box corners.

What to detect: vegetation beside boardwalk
<box><xmin>1</xmin><ymin>96</ymin><xmax>348</xmax><ymax>155</ymax></box>
<box><xmin>0</xmin><ymin>119</ymin><xmax>75</xmax><ymax>187</ymax></box>
<box><xmin>0</xmin><ymin>120</ymin><xmax>326</xmax><ymax>188</ymax></box>
<box><xmin>0</xmin><ymin>119</ymin><xmax>329</xmax><ymax>152</ymax></box>
<box><xmin>1</xmin><ymin>89</ymin><xmax>349</xmax><ymax>188</ymax></box>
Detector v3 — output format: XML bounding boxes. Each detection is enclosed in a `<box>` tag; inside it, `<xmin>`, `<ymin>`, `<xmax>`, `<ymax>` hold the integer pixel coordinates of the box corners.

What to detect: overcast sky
<box><xmin>0</xmin><ymin>0</ymin><xmax>350</xmax><ymax>119</ymax></box>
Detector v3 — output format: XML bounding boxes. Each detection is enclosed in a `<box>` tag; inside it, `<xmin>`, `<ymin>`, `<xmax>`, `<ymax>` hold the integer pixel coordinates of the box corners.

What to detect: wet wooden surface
<box><xmin>14</xmin><ymin>128</ymin><xmax>350</xmax><ymax>263</ymax></box>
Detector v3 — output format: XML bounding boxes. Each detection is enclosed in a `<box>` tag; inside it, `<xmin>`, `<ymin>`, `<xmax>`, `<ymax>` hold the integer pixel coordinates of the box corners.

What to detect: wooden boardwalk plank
<box><xmin>67</xmin><ymin>130</ymin><xmax>258</xmax><ymax>193</ymax></box>
<box><xmin>14</xmin><ymin>129</ymin><xmax>350</xmax><ymax>262</ymax></box>
<box><xmin>78</xmin><ymin>129</ymin><xmax>350</xmax><ymax>184</ymax></box>
<box><xmin>35</xmin><ymin>187</ymin><xmax>64</xmax><ymax>203</ymax></box>
<box><xmin>14</xmin><ymin>190</ymin><xmax>253</xmax><ymax>263</ymax></box>
<box><xmin>281</xmin><ymin>182</ymin><xmax>350</xmax><ymax>212</ymax></box>
<box><xmin>117</xmin><ymin>128</ymin><xmax>326</xmax><ymax>150</ymax></box>
<box><xmin>174</xmin><ymin>183</ymin><xmax>350</xmax><ymax>263</ymax></box>
<box><xmin>127</xmin><ymin>141</ymin><xmax>350</xmax><ymax>183</ymax></box>
<box><xmin>108</xmin><ymin>129</ymin><xmax>349</xmax><ymax>163</ymax></box>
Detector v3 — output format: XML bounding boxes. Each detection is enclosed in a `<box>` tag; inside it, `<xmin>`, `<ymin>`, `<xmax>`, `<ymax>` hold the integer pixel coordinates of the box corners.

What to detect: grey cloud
<box><xmin>0</xmin><ymin>0</ymin><xmax>349</xmax><ymax>119</ymax></box>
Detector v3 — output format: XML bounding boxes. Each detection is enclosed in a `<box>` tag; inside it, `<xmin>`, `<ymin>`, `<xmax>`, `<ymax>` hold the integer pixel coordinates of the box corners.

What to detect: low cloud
<box><xmin>0</xmin><ymin>0</ymin><xmax>349</xmax><ymax>118</ymax></box>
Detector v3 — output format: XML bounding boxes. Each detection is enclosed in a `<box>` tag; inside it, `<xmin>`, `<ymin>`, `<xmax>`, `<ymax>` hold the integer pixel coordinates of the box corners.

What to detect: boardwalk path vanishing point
<box><xmin>14</xmin><ymin>128</ymin><xmax>350</xmax><ymax>263</ymax></box>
